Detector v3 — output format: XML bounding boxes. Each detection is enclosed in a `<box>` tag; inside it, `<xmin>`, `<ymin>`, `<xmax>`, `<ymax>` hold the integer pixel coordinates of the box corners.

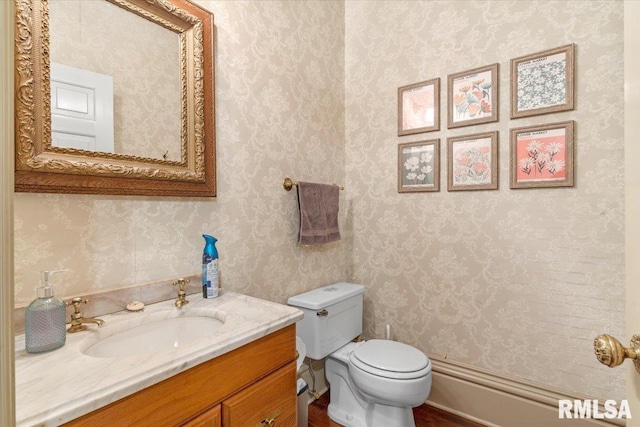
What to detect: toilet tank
<box><xmin>287</xmin><ymin>282</ymin><xmax>364</xmax><ymax>360</ymax></box>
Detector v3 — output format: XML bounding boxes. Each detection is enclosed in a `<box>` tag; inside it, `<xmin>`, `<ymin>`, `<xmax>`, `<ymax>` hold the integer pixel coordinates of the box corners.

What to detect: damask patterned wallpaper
<box><xmin>14</xmin><ymin>1</ymin><xmax>347</xmax><ymax>309</ymax></box>
<box><xmin>14</xmin><ymin>0</ymin><xmax>624</xmax><ymax>403</ymax></box>
<box><xmin>345</xmin><ymin>0</ymin><xmax>624</xmax><ymax>400</ymax></box>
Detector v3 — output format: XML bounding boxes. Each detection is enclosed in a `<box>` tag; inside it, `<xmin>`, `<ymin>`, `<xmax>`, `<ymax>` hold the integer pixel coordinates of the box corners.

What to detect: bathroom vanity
<box><xmin>14</xmin><ymin>291</ymin><xmax>303</xmax><ymax>426</ymax></box>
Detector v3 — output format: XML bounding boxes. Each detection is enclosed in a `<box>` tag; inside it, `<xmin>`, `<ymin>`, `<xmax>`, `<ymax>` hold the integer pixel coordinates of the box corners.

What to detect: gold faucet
<box><xmin>66</xmin><ymin>297</ymin><xmax>105</xmax><ymax>333</ymax></box>
<box><xmin>173</xmin><ymin>278</ymin><xmax>190</xmax><ymax>308</ymax></box>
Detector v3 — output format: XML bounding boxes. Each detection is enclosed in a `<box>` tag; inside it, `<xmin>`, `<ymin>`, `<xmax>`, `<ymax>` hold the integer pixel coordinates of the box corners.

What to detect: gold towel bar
<box><xmin>283</xmin><ymin>177</ymin><xmax>344</xmax><ymax>192</ymax></box>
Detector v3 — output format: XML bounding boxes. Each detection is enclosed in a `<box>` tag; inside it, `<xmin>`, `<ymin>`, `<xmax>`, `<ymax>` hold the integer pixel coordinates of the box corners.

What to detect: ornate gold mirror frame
<box><xmin>14</xmin><ymin>0</ymin><xmax>216</xmax><ymax>197</ymax></box>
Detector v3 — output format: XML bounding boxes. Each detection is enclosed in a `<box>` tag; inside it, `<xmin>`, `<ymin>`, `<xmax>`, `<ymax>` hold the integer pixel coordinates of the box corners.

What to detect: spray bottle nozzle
<box><xmin>202</xmin><ymin>234</ymin><xmax>218</xmax><ymax>258</ymax></box>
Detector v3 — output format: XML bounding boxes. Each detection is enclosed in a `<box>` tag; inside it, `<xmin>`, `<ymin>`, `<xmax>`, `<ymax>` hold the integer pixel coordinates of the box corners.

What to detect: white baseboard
<box><xmin>428</xmin><ymin>357</ymin><xmax>624</xmax><ymax>427</ymax></box>
<box><xmin>298</xmin><ymin>354</ymin><xmax>624</xmax><ymax>426</ymax></box>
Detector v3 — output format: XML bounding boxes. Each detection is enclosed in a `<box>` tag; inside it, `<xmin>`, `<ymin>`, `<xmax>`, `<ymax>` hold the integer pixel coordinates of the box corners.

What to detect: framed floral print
<box><xmin>447</xmin><ymin>131</ymin><xmax>498</xmax><ymax>191</ymax></box>
<box><xmin>398</xmin><ymin>78</ymin><xmax>440</xmax><ymax>136</ymax></box>
<box><xmin>510</xmin><ymin>121</ymin><xmax>574</xmax><ymax>189</ymax></box>
<box><xmin>447</xmin><ymin>63</ymin><xmax>498</xmax><ymax>129</ymax></box>
<box><xmin>511</xmin><ymin>44</ymin><xmax>575</xmax><ymax>119</ymax></box>
<box><xmin>398</xmin><ymin>139</ymin><xmax>440</xmax><ymax>193</ymax></box>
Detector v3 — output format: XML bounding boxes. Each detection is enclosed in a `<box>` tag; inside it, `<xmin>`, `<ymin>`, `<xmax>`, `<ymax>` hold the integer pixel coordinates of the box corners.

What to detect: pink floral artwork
<box><xmin>452</xmin><ymin>70</ymin><xmax>493</xmax><ymax>122</ymax></box>
<box><xmin>451</xmin><ymin>138</ymin><xmax>493</xmax><ymax>186</ymax></box>
<box><xmin>402</xmin><ymin>85</ymin><xmax>435</xmax><ymax>130</ymax></box>
<box><xmin>447</xmin><ymin>63</ymin><xmax>499</xmax><ymax>130</ymax></box>
<box><xmin>516</xmin><ymin>128</ymin><xmax>566</xmax><ymax>182</ymax></box>
<box><xmin>398</xmin><ymin>78</ymin><xmax>440</xmax><ymax>135</ymax></box>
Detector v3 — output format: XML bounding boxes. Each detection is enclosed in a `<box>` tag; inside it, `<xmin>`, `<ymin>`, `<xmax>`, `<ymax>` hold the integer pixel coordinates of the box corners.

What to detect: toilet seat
<box><xmin>348</xmin><ymin>339</ymin><xmax>431</xmax><ymax>380</ymax></box>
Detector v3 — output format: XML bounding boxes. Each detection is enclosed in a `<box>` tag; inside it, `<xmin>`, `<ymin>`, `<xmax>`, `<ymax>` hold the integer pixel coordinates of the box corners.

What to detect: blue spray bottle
<box><xmin>202</xmin><ymin>234</ymin><xmax>219</xmax><ymax>298</ymax></box>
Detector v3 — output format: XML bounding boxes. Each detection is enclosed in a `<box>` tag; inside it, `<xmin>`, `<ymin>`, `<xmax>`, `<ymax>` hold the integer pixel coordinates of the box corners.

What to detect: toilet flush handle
<box><xmin>317</xmin><ymin>309</ymin><xmax>328</xmax><ymax>317</ymax></box>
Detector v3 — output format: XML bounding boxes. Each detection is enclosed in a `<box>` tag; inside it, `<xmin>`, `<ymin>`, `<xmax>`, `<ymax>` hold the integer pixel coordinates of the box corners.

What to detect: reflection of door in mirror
<box><xmin>51</xmin><ymin>62</ymin><xmax>114</xmax><ymax>153</ymax></box>
<box><xmin>48</xmin><ymin>0</ymin><xmax>182</xmax><ymax>161</ymax></box>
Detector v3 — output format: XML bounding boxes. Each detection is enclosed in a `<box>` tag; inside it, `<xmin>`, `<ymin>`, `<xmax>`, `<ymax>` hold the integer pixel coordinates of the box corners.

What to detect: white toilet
<box><xmin>288</xmin><ymin>283</ymin><xmax>432</xmax><ymax>427</ymax></box>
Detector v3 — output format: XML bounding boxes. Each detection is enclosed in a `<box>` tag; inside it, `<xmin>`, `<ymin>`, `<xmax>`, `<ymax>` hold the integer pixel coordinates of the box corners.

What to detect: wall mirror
<box><xmin>15</xmin><ymin>0</ymin><xmax>216</xmax><ymax>197</ymax></box>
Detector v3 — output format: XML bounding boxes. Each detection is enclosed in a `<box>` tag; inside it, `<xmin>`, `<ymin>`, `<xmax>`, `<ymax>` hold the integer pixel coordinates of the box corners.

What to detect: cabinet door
<box><xmin>222</xmin><ymin>362</ymin><xmax>296</xmax><ymax>427</ymax></box>
<box><xmin>182</xmin><ymin>405</ymin><xmax>221</xmax><ymax>427</ymax></box>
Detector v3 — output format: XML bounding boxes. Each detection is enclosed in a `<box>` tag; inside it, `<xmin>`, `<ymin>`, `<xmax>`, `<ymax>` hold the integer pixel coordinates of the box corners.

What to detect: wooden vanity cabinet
<box><xmin>63</xmin><ymin>325</ymin><xmax>297</xmax><ymax>427</ymax></box>
<box><xmin>222</xmin><ymin>361</ymin><xmax>296</xmax><ymax>426</ymax></box>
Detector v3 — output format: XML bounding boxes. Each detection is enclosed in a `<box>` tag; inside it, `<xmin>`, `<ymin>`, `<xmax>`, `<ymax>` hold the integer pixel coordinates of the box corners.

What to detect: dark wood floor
<box><xmin>308</xmin><ymin>392</ymin><xmax>485</xmax><ymax>427</ymax></box>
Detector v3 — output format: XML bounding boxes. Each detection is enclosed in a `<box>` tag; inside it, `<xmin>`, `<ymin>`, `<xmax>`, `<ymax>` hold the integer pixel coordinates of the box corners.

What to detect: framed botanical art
<box><xmin>511</xmin><ymin>44</ymin><xmax>575</xmax><ymax>119</ymax></box>
<box><xmin>398</xmin><ymin>139</ymin><xmax>440</xmax><ymax>193</ymax></box>
<box><xmin>398</xmin><ymin>78</ymin><xmax>440</xmax><ymax>136</ymax></box>
<box><xmin>447</xmin><ymin>63</ymin><xmax>498</xmax><ymax>129</ymax></box>
<box><xmin>510</xmin><ymin>121</ymin><xmax>574</xmax><ymax>189</ymax></box>
<box><xmin>447</xmin><ymin>131</ymin><xmax>498</xmax><ymax>191</ymax></box>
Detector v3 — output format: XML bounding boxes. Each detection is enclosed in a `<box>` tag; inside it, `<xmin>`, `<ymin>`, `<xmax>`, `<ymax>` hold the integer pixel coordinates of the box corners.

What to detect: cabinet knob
<box><xmin>258</xmin><ymin>408</ymin><xmax>281</xmax><ymax>427</ymax></box>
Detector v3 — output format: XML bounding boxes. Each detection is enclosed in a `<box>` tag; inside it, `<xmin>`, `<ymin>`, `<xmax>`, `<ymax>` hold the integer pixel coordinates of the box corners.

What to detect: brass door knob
<box><xmin>262</xmin><ymin>418</ymin><xmax>275</xmax><ymax>427</ymax></box>
<box><xmin>593</xmin><ymin>334</ymin><xmax>640</xmax><ymax>373</ymax></box>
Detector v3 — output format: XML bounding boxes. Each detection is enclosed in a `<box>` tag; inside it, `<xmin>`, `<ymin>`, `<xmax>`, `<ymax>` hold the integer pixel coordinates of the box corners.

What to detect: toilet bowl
<box><xmin>349</xmin><ymin>339</ymin><xmax>432</xmax><ymax>407</ymax></box>
<box><xmin>287</xmin><ymin>283</ymin><xmax>432</xmax><ymax>427</ymax></box>
<box><xmin>326</xmin><ymin>340</ymin><xmax>432</xmax><ymax>427</ymax></box>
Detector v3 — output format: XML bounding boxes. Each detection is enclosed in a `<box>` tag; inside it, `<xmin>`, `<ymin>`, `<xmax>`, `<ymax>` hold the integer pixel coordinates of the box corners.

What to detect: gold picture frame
<box><xmin>14</xmin><ymin>0</ymin><xmax>216</xmax><ymax>197</ymax></box>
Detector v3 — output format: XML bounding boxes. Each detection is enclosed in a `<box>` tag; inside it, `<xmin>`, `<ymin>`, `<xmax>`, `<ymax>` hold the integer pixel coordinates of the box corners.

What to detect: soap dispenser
<box><xmin>25</xmin><ymin>270</ymin><xmax>68</xmax><ymax>354</ymax></box>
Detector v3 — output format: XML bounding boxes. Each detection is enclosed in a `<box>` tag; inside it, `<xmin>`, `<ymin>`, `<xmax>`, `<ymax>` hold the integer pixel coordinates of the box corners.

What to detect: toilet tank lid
<box><xmin>287</xmin><ymin>282</ymin><xmax>364</xmax><ymax>310</ymax></box>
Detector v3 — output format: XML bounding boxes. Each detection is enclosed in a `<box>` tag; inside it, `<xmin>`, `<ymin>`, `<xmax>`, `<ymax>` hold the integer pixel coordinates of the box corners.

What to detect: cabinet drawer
<box><xmin>222</xmin><ymin>361</ymin><xmax>296</xmax><ymax>427</ymax></box>
<box><xmin>182</xmin><ymin>405</ymin><xmax>221</xmax><ymax>427</ymax></box>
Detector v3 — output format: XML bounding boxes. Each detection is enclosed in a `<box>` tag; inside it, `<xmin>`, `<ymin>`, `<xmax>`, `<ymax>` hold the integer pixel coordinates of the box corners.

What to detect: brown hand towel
<box><xmin>297</xmin><ymin>181</ymin><xmax>341</xmax><ymax>245</ymax></box>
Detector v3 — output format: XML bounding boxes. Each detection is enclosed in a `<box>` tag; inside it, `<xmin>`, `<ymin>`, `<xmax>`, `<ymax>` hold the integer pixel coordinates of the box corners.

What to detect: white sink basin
<box><xmin>83</xmin><ymin>316</ymin><xmax>225</xmax><ymax>358</ymax></box>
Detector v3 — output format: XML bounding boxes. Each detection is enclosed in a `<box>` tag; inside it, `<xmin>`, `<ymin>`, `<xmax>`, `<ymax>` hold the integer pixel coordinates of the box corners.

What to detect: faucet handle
<box><xmin>66</xmin><ymin>297</ymin><xmax>88</xmax><ymax>313</ymax></box>
<box><xmin>172</xmin><ymin>278</ymin><xmax>189</xmax><ymax>292</ymax></box>
<box><xmin>173</xmin><ymin>278</ymin><xmax>190</xmax><ymax>308</ymax></box>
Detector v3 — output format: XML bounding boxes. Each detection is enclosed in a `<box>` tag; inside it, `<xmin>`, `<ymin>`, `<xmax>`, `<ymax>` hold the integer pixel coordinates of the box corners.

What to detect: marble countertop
<box><xmin>15</xmin><ymin>290</ymin><xmax>303</xmax><ymax>427</ymax></box>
